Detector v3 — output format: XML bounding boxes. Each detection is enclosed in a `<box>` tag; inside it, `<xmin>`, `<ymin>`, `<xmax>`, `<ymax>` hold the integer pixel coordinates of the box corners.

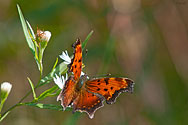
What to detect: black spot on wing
<box><xmin>104</xmin><ymin>78</ymin><xmax>109</xmax><ymax>85</ymax></box>
<box><xmin>104</xmin><ymin>88</ymin><xmax>108</xmax><ymax>91</ymax></box>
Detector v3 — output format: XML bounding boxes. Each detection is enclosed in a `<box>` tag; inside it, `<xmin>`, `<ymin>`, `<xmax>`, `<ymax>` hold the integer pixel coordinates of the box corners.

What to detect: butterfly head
<box><xmin>79</xmin><ymin>74</ymin><xmax>89</xmax><ymax>86</ymax></box>
<box><xmin>75</xmin><ymin>74</ymin><xmax>89</xmax><ymax>92</ymax></box>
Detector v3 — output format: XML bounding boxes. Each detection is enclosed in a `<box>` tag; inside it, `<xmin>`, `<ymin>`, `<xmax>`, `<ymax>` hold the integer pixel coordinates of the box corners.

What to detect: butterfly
<box><xmin>57</xmin><ymin>39</ymin><xmax>135</xmax><ymax>119</ymax></box>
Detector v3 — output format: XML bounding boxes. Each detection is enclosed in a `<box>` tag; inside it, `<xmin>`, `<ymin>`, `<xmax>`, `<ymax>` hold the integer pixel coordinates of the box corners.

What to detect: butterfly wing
<box><xmin>57</xmin><ymin>39</ymin><xmax>82</xmax><ymax>110</ymax></box>
<box><xmin>86</xmin><ymin>77</ymin><xmax>134</xmax><ymax>104</ymax></box>
<box><xmin>72</xmin><ymin>89</ymin><xmax>104</xmax><ymax>119</ymax></box>
<box><xmin>57</xmin><ymin>76</ymin><xmax>78</xmax><ymax>110</ymax></box>
<box><xmin>68</xmin><ymin>39</ymin><xmax>82</xmax><ymax>81</ymax></box>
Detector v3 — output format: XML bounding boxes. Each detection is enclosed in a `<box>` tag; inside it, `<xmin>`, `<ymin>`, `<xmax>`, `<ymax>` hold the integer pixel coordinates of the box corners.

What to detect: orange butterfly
<box><xmin>57</xmin><ymin>39</ymin><xmax>135</xmax><ymax>119</ymax></box>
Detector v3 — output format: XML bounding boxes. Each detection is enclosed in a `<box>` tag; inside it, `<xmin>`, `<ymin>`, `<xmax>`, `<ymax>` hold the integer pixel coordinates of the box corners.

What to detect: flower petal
<box><xmin>53</xmin><ymin>74</ymin><xmax>63</xmax><ymax>89</ymax></box>
<box><xmin>81</xmin><ymin>71</ymin><xmax>85</xmax><ymax>76</ymax></box>
<box><xmin>65</xmin><ymin>73</ymin><xmax>68</xmax><ymax>81</ymax></box>
<box><xmin>59</xmin><ymin>50</ymin><xmax>71</xmax><ymax>64</ymax></box>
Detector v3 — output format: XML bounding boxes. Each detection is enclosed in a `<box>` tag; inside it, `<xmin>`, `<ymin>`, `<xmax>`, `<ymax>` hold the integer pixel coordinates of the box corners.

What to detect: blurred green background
<box><xmin>1</xmin><ymin>0</ymin><xmax>188</xmax><ymax>124</ymax></box>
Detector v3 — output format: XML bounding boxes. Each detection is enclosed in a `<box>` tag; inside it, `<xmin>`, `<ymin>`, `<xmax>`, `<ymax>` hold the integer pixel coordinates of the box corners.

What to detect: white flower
<box><xmin>1</xmin><ymin>82</ymin><xmax>12</xmax><ymax>94</ymax></box>
<box><xmin>59</xmin><ymin>50</ymin><xmax>71</xmax><ymax>64</ymax></box>
<box><xmin>53</xmin><ymin>73</ymin><xmax>68</xmax><ymax>89</ymax></box>
<box><xmin>81</xmin><ymin>71</ymin><xmax>85</xmax><ymax>76</ymax></box>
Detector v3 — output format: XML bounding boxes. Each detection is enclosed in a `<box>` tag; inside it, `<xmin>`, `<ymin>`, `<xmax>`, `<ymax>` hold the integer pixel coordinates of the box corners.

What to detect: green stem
<box><xmin>38</xmin><ymin>44</ymin><xmax>43</xmax><ymax>76</ymax></box>
<box><xmin>1</xmin><ymin>103</ymin><xmax>23</xmax><ymax>119</ymax></box>
<box><xmin>0</xmin><ymin>100</ymin><xmax>5</xmax><ymax>113</ymax></box>
<box><xmin>18</xmin><ymin>90</ymin><xmax>32</xmax><ymax>103</ymax></box>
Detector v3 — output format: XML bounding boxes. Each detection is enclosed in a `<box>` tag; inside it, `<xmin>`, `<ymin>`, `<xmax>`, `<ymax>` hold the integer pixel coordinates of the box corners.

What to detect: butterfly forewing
<box><xmin>68</xmin><ymin>39</ymin><xmax>82</xmax><ymax>81</ymax></box>
<box><xmin>86</xmin><ymin>78</ymin><xmax>134</xmax><ymax>104</ymax></box>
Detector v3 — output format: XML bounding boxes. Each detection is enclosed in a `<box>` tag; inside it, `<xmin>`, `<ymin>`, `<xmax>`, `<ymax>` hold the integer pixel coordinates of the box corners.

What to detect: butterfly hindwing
<box><xmin>86</xmin><ymin>77</ymin><xmax>134</xmax><ymax>104</ymax></box>
<box><xmin>68</xmin><ymin>39</ymin><xmax>82</xmax><ymax>81</ymax></box>
<box><xmin>72</xmin><ymin>89</ymin><xmax>104</xmax><ymax>119</ymax></box>
<box><xmin>57</xmin><ymin>76</ymin><xmax>77</xmax><ymax>110</ymax></box>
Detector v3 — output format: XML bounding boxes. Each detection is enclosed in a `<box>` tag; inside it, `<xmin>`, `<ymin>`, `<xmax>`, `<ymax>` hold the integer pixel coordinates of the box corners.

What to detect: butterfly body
<box><xmin>57</xmin><ymin>39</ymin><xmax>134</xmax><ymax>119</ymax></box>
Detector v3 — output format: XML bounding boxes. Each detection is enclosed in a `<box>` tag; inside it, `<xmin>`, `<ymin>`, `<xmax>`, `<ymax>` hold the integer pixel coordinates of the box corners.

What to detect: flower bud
<box><xmin>41</xmin><ymin>31</ymin><xmax>51</xmax><ymax>42</ymax></box>
<box><xmin>0</xmin><ymin>82</ymin><xmax>12</xmax><ymax>112</ymax></box>
<box><xmin>36</xmin><ymin>29</ymin><xmax>51</xmax><ymax>42</ymax></box>
<box><xmin>1</xmin><ymin>82</ymin><xmax>12</xmax><ymax>95</ymax></box>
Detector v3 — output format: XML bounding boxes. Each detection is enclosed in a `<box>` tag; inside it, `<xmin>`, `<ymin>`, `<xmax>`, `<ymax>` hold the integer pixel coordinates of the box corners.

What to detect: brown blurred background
<box><xmin>1</xmin><ymin>0</ymin><xmax>188</xmax><ymax>124</ymax></box>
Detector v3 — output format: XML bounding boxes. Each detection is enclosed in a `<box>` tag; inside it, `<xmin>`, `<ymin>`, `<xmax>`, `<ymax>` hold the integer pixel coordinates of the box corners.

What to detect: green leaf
<box><xmin>82</xmin><ymin>30</ymin><xmax>93</xmax><ymax>50</ymax></box>
<box><xmin>37</xmin><ymin>86</ymin><xmax>58</xmax><ymax>101</ymax></box>
<box><xmin>52</xmin><ymin>58</ymin><xmax>58</xmax><ymax>72</ymax></box>
<box><xmin>27</xmin><ymin>77</ymin><xmax>37</xmax><ymax>100</ymax></box>
<box><xmin>26</xmin><ymin>20</ymin><xmax>39</xmax><ymax>57</ymax></box>
<box><xmin>26</xmin><ymin>20</ymin><xmax>35</xmax><ymax>40</ymax></box>
<box><xmin>47</xmin><ymin>89</ymin><xmax>61</xmax><ymax>97</ymax></box>
<box><xmin>24</xmin><ymin>103</ymin><xmax>63</xmax><ymax>111</ymax></box>
<box><xmin>17</xmin><ymin>4</ymin><xmax>35</xmax><ymax>55</ymax></box>
<box><xmin>17</xmin><ymin>4</ymin><xmax>41</xmax><ymax>71</ymax></box>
